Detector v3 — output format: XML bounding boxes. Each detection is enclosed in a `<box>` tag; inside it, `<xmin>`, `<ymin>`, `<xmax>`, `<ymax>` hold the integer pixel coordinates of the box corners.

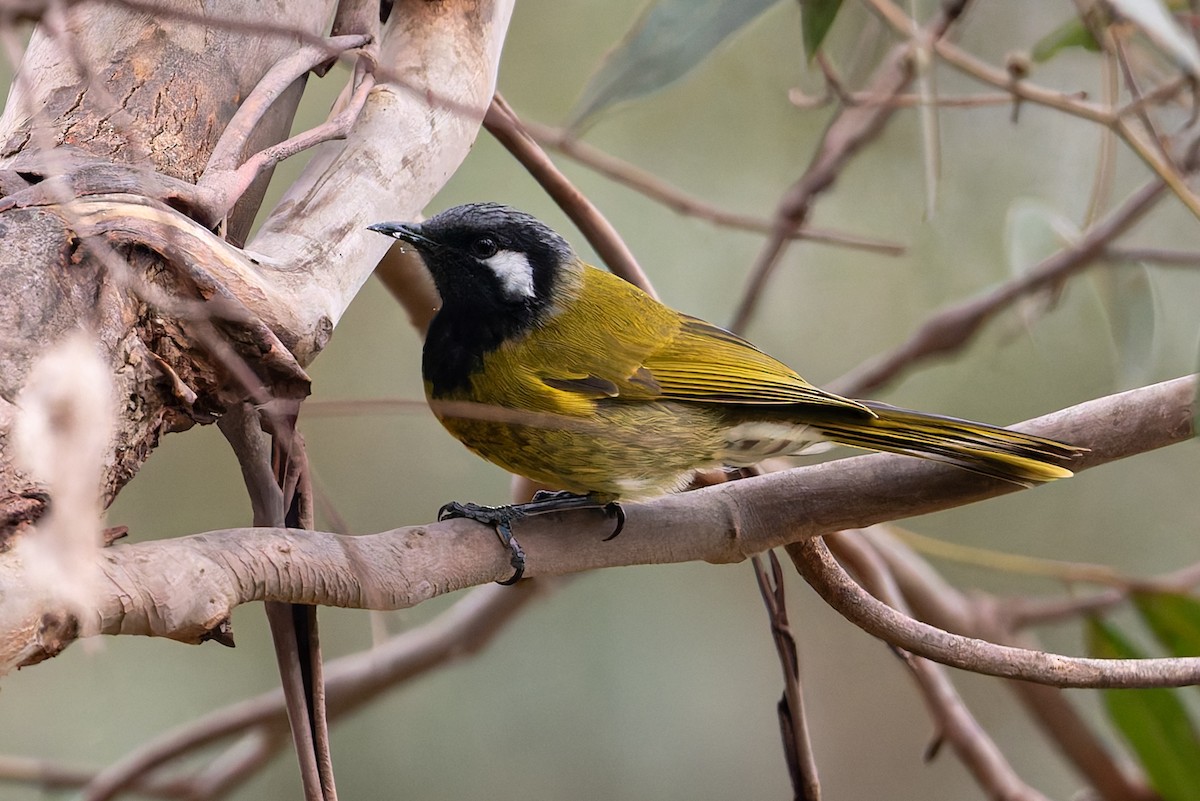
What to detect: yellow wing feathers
<box><xmin>515</xmin><ymin>264</ymin><xmax>867</xmax><ymax>413</ymax></box>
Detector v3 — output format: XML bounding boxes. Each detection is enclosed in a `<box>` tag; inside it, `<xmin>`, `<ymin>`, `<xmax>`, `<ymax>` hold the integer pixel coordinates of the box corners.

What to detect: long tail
<box><xmin>809</xmin><ymin>401</ymin><xmax>1084</xmax><ymax>485</ymax></box>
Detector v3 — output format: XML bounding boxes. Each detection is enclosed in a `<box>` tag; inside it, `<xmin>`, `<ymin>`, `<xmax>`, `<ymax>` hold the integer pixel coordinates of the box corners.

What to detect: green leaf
<box><xmin>1088</xmin><ymin>261</ymin><xmax>1159</xmax><ymax>391</ymax></box>
<box><xmin>1088</xmin><ymin>618</ymin><xmax>1200</xmax><ymax>801</ymax></box>
<box><xmin>1135</xmin><ymin>592</ymin><xmax>1200</xmax><ymax>657</ymax></box>
<box><xmin>1004</xmin><ymin>199</ymin><xmax>1079</xmax><ymax>325</ymax></box>
<box><xmin>802</xmin><ymin>0</ymin><xmax>844</xmax><ymax>60</ymax></box>
<box><xmin>1031</xmin><ymin>17</ymin><xmax>1101</xmax><ymax>62</ymax></box>
<box><xmin>566</xmin><ymin>0</ymin><xmax>781</xmax><ymax>132</ymax></box>
<box><xmin>1005</xmin><ymin>200</ymin><xmax>1079</xmax><ymax>278</ymax></box>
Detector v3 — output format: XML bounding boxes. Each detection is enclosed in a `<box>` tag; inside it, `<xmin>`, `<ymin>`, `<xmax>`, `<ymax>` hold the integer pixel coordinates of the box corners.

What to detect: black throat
<box><xmin>422</xmin><ymin>296</ymin><xmax>539</xmax><ymax>398</ymax></box>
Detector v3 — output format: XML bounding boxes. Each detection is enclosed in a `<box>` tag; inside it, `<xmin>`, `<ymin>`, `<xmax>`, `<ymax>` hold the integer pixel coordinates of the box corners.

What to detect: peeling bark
<box><xmin>0</xmin><ymin>1</ymin><xmax>513</xmax><ymax>568</ymax></box>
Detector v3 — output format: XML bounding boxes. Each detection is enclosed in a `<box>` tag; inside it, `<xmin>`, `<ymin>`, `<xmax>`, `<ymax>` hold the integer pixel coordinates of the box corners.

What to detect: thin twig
<box><xmin>0</xmin><ymin>754</ymin><xmax>191</xmax><ymax>798</ymax></box>
<box><xmin>790</xmin><ymin>536</ymin><xmax>1200</xmax><ymax>688</ymax></box>
<box><xmin>868</xmin><ymin>530</ymin><xmax>1157</xmax><ymax>801</ymax></box>
<box><xmin>484</xmin><ymin>93</ymin><xmax>657</xmax><ymax>297</ymax></box>
<box><xmin>729</xmin><ymin>0</ymin><xmax>972</xmax><ymax>332</ymax></box>
<box><xmin>523</xmin><ymin>119</ymin><xmax>904</xmax><ymax>256</ymax></box>
<box><xmin>201</xmin><ymin>58</ymin><xmax>376</xmax><ymax>226</ymax></box>
<box><xmin>752</xmin><ymin>552</ymin><xmax>820</xmax><ymax>801</ymax></box>
<box><xmin>830</xmin><ymin>178</ymin><xmax>1167</xmax><ymax>397</ymax></box>
<box><xmin>828</xmin><ymin>532</ymin><xmax>1051</xmax><ymax>801</ymax></box>
<box><xmin>203</xmin><ymin>34</ymin><xmax>372</xmax><ymax>174</ymax></box>
<box><xmin>788</xmin><ymin>88</ymin><xmax>1059</xmax><ymax>109</ymax></box>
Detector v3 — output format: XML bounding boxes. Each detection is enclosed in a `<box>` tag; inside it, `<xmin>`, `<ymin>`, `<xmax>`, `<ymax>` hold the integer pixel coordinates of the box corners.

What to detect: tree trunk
<box><xmin>0</xmin><ymin>0</ymin><xmax>513</xmax><ymax>658</ymax></box>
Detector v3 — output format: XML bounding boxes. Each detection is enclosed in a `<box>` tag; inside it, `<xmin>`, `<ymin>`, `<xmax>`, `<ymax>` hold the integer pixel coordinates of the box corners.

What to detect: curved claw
<box><xmin>601</xmin><ymin>502</ymin><xmax>626</xmax><ymax>542</ymax></box>
<box><xmin>435</xmin><ymin>492</ymin><xmax>624</xmax><ymax>584</ymax></box>
<box><xmin>495</xmin><ymin>520</ymin><xmax>526</xmax><ymax>585</ymax></box>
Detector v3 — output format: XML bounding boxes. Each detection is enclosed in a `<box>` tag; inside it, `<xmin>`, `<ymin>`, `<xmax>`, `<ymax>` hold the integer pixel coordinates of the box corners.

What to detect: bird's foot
<box><xmin>439</xmin><ymin>501</ymin><xmax>529</xmax><ymax>585</ymax></box>
<box><xmin>437</xmin><ymin>492</ymin><xmax>626</xmax><ymax>584</ymax></box>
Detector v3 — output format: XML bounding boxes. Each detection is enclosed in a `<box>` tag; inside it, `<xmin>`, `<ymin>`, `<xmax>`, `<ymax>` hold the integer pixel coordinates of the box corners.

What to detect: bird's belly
<box><xmin>432</xmin><ymin>399</ymin><xmax>729</xmax><ymax>501</ymax></box>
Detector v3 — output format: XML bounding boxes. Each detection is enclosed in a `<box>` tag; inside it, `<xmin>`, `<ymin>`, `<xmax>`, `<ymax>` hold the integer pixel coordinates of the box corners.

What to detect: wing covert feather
<box><xmin>526</xmin><ymin>264</ymin><xmax>867</xmax><ymax>412</ymax></box>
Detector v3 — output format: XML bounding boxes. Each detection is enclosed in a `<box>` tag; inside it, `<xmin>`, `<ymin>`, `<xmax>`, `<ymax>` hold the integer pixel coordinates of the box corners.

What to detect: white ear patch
<box><xmin>482</xmin><ymin>250</ymin><xmax>536</xmax><ymax>298</ymax></box>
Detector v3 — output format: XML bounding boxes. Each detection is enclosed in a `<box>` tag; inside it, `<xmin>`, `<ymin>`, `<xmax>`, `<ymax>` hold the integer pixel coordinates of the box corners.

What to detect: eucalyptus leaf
<box><xmin>1135</xmin><ymin>592</ymin><xmax>1200</xmax><ymax>658</ymax></box>
<box><xmin>1088</xmin><ymin>618</ymin><xmax>1200</xmax><ymax>801</ymax></box>
<box><xmin>566</xmin><ymin>0</ymin><xmax>781</xmax><ymax>132</ymax></box>
<box><xmin>1089</xmin><ymin>261</ymin><xmax>1159</xmax><ymax>390</ymax></box>
<box><xmin>1004</xmin><ymin>199</ymin><xmax>1079</xmax><ymax>325</ymax></box>
<box><xmin>1031</xmin><ymin>16</ymin><xmax>1101</xmax><ymax>62</ymax></box>
<box><xmin>802</xmin><ymin>0</ymin><xmax>844</xmax><ymax>60</ymax></box>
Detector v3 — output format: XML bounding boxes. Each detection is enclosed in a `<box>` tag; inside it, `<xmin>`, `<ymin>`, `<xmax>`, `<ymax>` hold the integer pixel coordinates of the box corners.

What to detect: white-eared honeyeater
<box><xmin>369</xmin><ymin>203</ymin><xmax>1081</xmax><ymax>582</ymax></box>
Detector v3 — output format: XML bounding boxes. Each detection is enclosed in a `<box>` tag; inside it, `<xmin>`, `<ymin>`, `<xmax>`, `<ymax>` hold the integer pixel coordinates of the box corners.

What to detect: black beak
<box><xmin>367</xmin><ymin>221</ymin><xmax>437</xmax><ymax>248</ymax></box>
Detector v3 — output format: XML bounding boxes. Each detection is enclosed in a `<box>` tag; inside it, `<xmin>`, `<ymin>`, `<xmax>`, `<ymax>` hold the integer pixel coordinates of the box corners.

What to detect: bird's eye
<box><xmin>469</xmin><ymin>237</ymin><xmax>499</xmax><ymax>259</ymax></box>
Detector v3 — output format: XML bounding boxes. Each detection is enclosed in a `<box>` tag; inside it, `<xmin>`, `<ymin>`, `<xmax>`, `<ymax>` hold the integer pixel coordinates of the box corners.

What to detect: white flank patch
<box><xmin>484</xmin><ymin>250</ymin><xmax>536</xmax><ymax>298</ymax></box>
<box><xmin>720</xmin><ymin>421</ymin><xmax>833</xmax><ymax>466</ymax></box>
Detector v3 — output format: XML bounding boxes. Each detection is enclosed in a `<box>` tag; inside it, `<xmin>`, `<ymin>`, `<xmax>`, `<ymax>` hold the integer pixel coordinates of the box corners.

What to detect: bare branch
<box><xmin>522</xmin><ymin>118</ymin><xmax>905</xmax><ymax>256</ymax></box>
<box><xmin>78</xmin><ymin>582</ymin><xmax>542</xmax><ymax>801</ymax></box>
<box><xmin>484</xmin><ymin>94</ymin><xmax>657</xmax><ymax>298</ymax></box>
<box><xmin>730</xmin><ymin>0</ymin><xmax>971</xmax><ymax>332</ymax></box>
<box><xmin>2</xmin><ymin>376</ymin><xmax>1191</xmax><ymax>669</ymax></box>
<box><xmin>867</xmin><ymin>531</ymin><xmax>1158</xmax><ymax>801</ymax></box>
<box><xmin>830</xmin><ymin>533</ymin><xmax>1051</xmax><ymax>801</ymax></box>
<box><xmin>752</xmin><ymin>552</ymin><xmax>820</xmax><ymax>800</ymax></box>
<box><xmin>831</xmin><ymin>178</ymin><xmax>1167</xmax><ymax>396</ymax></box>
<box><xmin>791</xmin><ymin>534</ymin><xmax>1200</xmax><ymax>688</ymax></box>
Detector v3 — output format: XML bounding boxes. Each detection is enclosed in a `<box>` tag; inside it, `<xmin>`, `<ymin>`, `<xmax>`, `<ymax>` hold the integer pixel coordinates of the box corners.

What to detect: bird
<box><xmin>369</xmin><ymin>203</ymin><xmax>1081</xmax><ymax>582</ymax></box>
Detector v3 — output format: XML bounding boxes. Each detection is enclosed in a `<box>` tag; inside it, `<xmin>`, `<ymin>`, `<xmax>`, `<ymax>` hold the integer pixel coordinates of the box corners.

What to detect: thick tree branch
<box><xmin>0</xmin><ymin>0</ymin><xmax>514</xmax><ymax>551</ymax></box>
<box><xmin>246</xmin><ymin>0</ymin><xmax>516</xmax><ymax>356</ymax></box>
<box><xmin>1</xmin><ymin>376</ymin><xmax>1191</xmax><ymax>668</ymax></box>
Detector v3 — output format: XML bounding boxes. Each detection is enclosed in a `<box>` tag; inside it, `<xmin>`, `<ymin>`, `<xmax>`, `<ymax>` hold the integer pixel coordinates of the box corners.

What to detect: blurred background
<box><xmin>3</xmin><ymin>1</ymin><xmax>1200</xmax><ymax>799</ymax></box>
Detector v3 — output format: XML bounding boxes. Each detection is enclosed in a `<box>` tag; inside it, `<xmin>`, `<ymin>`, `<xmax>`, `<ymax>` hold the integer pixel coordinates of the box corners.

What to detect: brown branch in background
<box><xmin>789</xmin><ymin>535</ymin><xmax>1200</xmax><ymax>689</ymax></box>
<box><xmin>72</xmin><ymin>583</ymin><xmax>542</xmax><ymax>801</ymax></box>
<box><xmin>0</xmin><ymin>754</ymin><xmax>191</xmax><ymax>799</ymax></box>
<box><xmin>829</xmin><ymin>533</ymin><xmax>1052</xmax><ymax>801</ymax></box>
<box><xmin>186</xmin><ymin>730</ymin><xmax>284</xmax><ymax>801</ymax></box>
<box><xmin>830</xmin><ymin>178</ymin><xmax>1167</xmax><ymax>397</ymax></box>
<box><xmin>892</xmin><ymin>0</ymin><xmax>1200</xmax><ymax>218</ymax></box>
<box><xmin>522</xmin><ymin>119</ymin><xmax>905</xmax><ymax>257</ymax></box>
<box><xmin>876</xmin><ymin>3</ymin><xmax>1115</xmax><ymax>125</ymax></box>
<box><xmin>752</xmin><ymin>552</ymin><xmax>820</xmax><ymax>801</ymax></box>
<box><xmin>484</xmin><ymin>93</ymin><xmax>658</xmax><ymax>297</ymax></box>
<box><xmin>867</xmin><ymin>530</ymin><xmax>1156</xmax><ymax>801</ymax></box>
<box><xmin>788</xmin><ymin>87</ymin><xmax>1061</xmax><ymax>110</ymax></box>
<box><xmin>729</xmin><ymin>0</ymin><xmax>971</xmax><ymax>333</ymax></box>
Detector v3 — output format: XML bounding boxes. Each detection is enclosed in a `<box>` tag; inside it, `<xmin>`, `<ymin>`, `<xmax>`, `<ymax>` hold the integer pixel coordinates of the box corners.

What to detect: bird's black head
<box><xmin>368</xmin><ymin>202</ymin><xmax>574</xmax><ymax>316</ymax></box>
<box><xmin>368</xmin><ymin>203</ymin><xmax>577</xmax><ymax>395</ymax></box>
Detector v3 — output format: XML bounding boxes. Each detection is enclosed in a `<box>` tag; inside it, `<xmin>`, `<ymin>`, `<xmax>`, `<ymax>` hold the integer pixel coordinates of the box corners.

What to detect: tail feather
<box><xmin>810</xmin><ymin>401</ymin><xmax>1083</xmax><ymax>486</ymax></box>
